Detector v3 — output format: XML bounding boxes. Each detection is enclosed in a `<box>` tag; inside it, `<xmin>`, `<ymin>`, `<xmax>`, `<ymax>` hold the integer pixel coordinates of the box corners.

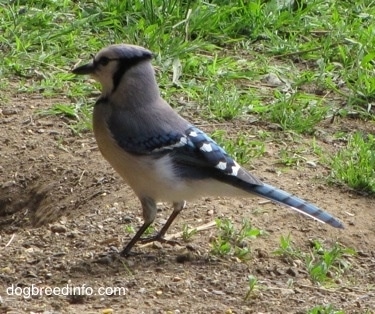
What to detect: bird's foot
<box><xmin>120</xmin><ymin>238</ymin><xmax>177</xmax><ymax>258</ymax></box>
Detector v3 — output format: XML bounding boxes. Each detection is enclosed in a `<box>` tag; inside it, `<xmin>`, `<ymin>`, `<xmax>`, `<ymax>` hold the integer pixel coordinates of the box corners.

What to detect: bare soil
<box><xmin>0</xmin><ymin>91</ymin><xmax>374</xmax><ymax>314</ymax></box>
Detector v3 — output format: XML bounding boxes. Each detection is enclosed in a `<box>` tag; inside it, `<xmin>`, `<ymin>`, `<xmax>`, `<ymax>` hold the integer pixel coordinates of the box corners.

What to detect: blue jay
<box><xmin>72</xmin><ymin>44</ymin><xmax>343</xmax><ymax>256</ymax></box>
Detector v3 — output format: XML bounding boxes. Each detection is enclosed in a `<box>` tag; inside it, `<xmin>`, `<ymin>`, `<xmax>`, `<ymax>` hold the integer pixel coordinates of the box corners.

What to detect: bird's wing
<box><xmin>109</xmin><ymin>120</ymin><xmax>263</xmax><ymax>186</ymax></box>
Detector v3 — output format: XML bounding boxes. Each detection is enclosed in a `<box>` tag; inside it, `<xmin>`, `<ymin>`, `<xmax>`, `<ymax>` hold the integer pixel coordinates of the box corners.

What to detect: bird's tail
<box><xmin>247</xmin><ymin>183</ymin><xmax>344</xmax><ymax>229</ymax></box>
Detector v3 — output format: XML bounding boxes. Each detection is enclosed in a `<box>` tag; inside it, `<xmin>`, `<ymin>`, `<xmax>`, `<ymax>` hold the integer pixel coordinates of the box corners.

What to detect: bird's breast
<box><xmin>92</xmin><ymin>105</ymin><xmax>187</xmax><ymax>200</ymax></box>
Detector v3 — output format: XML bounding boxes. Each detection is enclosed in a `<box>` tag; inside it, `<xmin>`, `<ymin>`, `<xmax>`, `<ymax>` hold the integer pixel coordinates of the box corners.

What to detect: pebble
<box><xmin>306</xmin><ymin>160</ymin><xmax>317</xmax><ymax>168</ymax></box>
<box><xmin>261</xmin><ymin>73</ymin><xmax>283</xmax><ymax>86</ymax></box>
<box><xmin>50</xmin><ymin>224</ymin><xmax>67</xmax><ymax>233</ymax></box>
<box><xmin>286</xmin><ymin>267</ymin><xmax>298</xmax><ymax>277</ymax></box>
<box><xmin>152</xmin><ymin>242</ymin><xmax>163</xmax><ymax>250</ymax></box>
<box><xmin>2</xmin><ymin>108</ymin><xmax>18</xmax><ymax>115</ymax></box>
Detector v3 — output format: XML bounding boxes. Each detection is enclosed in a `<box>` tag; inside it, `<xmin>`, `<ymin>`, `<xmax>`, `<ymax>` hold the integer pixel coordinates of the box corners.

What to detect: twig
<box><xmin>4</xmin><ymin>233</ymin><xmax>15</xmax><ymax>248</ymax></box>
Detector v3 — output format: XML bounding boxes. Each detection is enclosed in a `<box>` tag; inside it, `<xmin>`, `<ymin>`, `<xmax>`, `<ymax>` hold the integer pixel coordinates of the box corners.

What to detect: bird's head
<box><xmin>72</xmin><ymin>44</ymin><xmax>153</xmax><ymax>97</ymax></box>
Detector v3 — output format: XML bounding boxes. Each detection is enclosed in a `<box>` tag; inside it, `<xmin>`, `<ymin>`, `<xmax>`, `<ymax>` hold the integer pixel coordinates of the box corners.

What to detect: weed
<box><xmin>306</xmin><ymin>240</ymin><xmax>355</xmax><ymax>284</ymax></box>
<box><xmin>244</xmin><ymin>275</ymin><xmax>258</xmax><ymax>300</ymax></box>
<box><xmin>275</xmin><ymin>235</ymin><xmax>355</xmax><ymax>284</ymax></box>
<box><xmin>274</xmin><ymin>234</ymin><xmax>302</xmax><ymax>260</ymax></box>
<box><xmin>124</xmin><ymin>225</ymin><xmax>135</xmax><ymax>234</ymax></box>
<box><xmin>211</xmin><ymin>218</ymin><xmax>262</xmax><ymax>260</ymax></box>
<box><xmin>278</xmin><ymin>147</ymin><xmax>306</xmax><ymax>167</ymax></box>
<box><xmin>181</xmin><ymin>224</ymin><xmax>198</xmax><ymax>242</ymax></box>
<box><xmin>144</xmin><ymin>225</ymin><xmax>156</xmax><ymax>236</ymax></box>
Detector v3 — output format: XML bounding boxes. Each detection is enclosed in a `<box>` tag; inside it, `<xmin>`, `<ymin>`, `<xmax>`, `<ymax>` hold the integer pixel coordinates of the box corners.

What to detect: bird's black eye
<box><xmin>98</xmin><ymin>56</ymin><xmax>110</xmax><ymax>66</ymax></box>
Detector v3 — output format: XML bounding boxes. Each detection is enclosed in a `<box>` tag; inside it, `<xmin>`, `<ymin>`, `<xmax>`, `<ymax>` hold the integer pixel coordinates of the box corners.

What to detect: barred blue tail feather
<box><xmin>250</xmin><ymin>183</ymin><xmax>344</xmax><ymax>228</ymax></box>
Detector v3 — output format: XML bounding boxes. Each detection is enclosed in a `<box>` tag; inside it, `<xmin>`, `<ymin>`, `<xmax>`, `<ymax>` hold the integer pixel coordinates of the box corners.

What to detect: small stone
<box><xmin>261</xmin><ymin>73</ymin><xmax>283</xmax><ymax>86</ymax></box>
<box><xmin>286</xmin><ymin>267</ymin><xmax>297</xmax><ymax>277</ymax></box>
<box><xmin>256</xmin><ymin>249</ymin><xmax>268</xmax><ymax>258</ymax></box>
<box><xmin>1</xmin><ymin>267</ymin><xmax>13</xmax><ymax>274</ymax></box>
<box><xmin>281</xmin><ymin>288</ymin><xmax>294</xmax><ymax>295</ymax></box>
<box><xmin>156</xmin><ymin>290</ymin><xmax>162</xmax><ymax>295</ymax></box>
<box><xmin>152</xmin><ymin>242</ymin><xmax>163</xmax><ymax>250</ymax></box>
<box><xmin>2</xmin><ymin>180</ymin><xmax>15</xmax><ymax>188</ymax></box>
<box><xmin>122</xmin><ymin>216</ymin><xmax>133</xmax><ymax>223</ymax></box>
<box><xmin>176</xmin><ymin>252</ymin><xmax>193</xmax><ymax>263</ymax></box>
<box><xmin>50</xmin><ymin>224</ymin><xmax>67</xmax><ymax>233</ymax></box>
<box><xmin>2</xmin><ymin>108</ymin><xmax>18</xmax><ymax>115</ymax></box>
<box><xmin>306</xmin><ymin>160</ymin><xmax>317</xmax><ymax>168</ymax></box>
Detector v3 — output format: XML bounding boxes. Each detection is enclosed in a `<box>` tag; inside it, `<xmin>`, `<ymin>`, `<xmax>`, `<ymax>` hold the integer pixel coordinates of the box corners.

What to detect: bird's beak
<box><xmin>72</xmin><ymin>62</ymin><xmax>95</xmax><ymax>75</ymax></box>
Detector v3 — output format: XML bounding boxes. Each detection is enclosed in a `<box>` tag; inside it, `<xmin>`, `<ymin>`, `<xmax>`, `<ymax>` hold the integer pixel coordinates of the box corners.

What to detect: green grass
<box><xmin>306</xmin><ymin>240</ymin><xmax>355</xmax><ymax>284</ymax></box>
<box><xmin>274</xmin><ymin>235</ymin><xmax>355</xmax><ymax>285</ymax></box>
<box><xmin>273</xmin><ymin>233</ymin><xmax>303</xmax><ymax>260</ymax></box>
<box><xmin>307</xmin><ymin>304</ymin><xmax>345</xmax><ymax>314</ymax></box>
<box><xmin>330</xmin><ymin>132</ymin><xmax>375</xmax><ymax>194</ymax></box>
<box><xmin>265</xmin><ymin>92</ymin><xmax>330</xmax><ymax>134</ymax></box>
<box><xmin>181</xmin><ymin>224</ymin><xmax>198</xmax><ymax>242</ymax></box>
<box><xmin>244</xmin><ymin>275</ymin><xmax>259</xmax><ymax>300</ymax></box>
<box><xmin>211</xmin><ymin>130</ymin><xmax>266</xmax><ymax>165</ymax></box>
<box><xmin>2</xmin><ymin>0</ymin><xmax>375</xmax><ymax>120</ymax></box>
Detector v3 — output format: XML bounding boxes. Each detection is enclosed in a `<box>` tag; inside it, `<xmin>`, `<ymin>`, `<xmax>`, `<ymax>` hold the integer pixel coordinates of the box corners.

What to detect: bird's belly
<box><xmin>97</xmin><ymin>137</ymin><xmax>245</xmax><ymax>201</ymax></box>
<box><xmin>94</xmin><ymin>132</ymin><xmax>185</xmax><ymax>200</ymax></box>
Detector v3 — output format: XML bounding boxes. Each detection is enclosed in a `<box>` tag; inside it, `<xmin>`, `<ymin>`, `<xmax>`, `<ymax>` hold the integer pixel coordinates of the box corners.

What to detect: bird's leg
<box><xmin>138</xmin><ymin>201</ymin><xmax>186</xmax><ymax>245</ymax></box>
<box><xmin>120</xmin><ymin>197</ymin><xmax>157</xmax><ymax>257</ymax></box>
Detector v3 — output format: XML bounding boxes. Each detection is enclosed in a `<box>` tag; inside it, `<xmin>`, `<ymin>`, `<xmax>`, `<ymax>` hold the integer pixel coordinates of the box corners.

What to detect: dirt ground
<box><xmin>0</xmin><ymin>90</ymin><xmax>374</xmax><ymax>314</ymax></box>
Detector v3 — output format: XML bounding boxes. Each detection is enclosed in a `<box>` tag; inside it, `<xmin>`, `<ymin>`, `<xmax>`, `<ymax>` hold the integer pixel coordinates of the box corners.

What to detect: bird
<box><xmin>72</xmin><ymin>44</ymin><xmax>344</xmax><ymax>256</ymax></box>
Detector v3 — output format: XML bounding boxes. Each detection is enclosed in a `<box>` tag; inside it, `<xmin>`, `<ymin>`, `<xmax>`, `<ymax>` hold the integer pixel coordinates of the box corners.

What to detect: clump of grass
<box><xmin>330</xmin><ymin>132</ymin><xmax>375</xmax><ymax>194</ymax></box>
<box><xmin>211</xmin><ymin>130</ymin><xmax>265</xmax><ymax>165</ymax></box>
<box><xmin>265</xmin><ymin>92</ymin><xmax>329</xmax><ymax>134</ymax></box>
<box><xmin>274</xmin><ymin>235</ymin><xmax>355</xmax><ymax>284</ymax></box>
<box><xmin>39</xmin><ymin>102</ymin><xmax>92</xmax><ymax>134</ymax></box>
<box><xmin>307</xmin><ymin>304</ymin><xmax>344</xmax><ymax>314</ymax></box>
<box><xmin>210</xmin><ymin>218</ymin><xmax>262</xmax><ymax>260</ymax></box>
<box><xmin>273</xmin><ymin>233</ymin><xmax>303</xmax><ymax>261</ymax></box>
<box><xmin>278</xmin><ymin>146</ymin><xmax>306</xmax><ymax>167</ymax></box>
